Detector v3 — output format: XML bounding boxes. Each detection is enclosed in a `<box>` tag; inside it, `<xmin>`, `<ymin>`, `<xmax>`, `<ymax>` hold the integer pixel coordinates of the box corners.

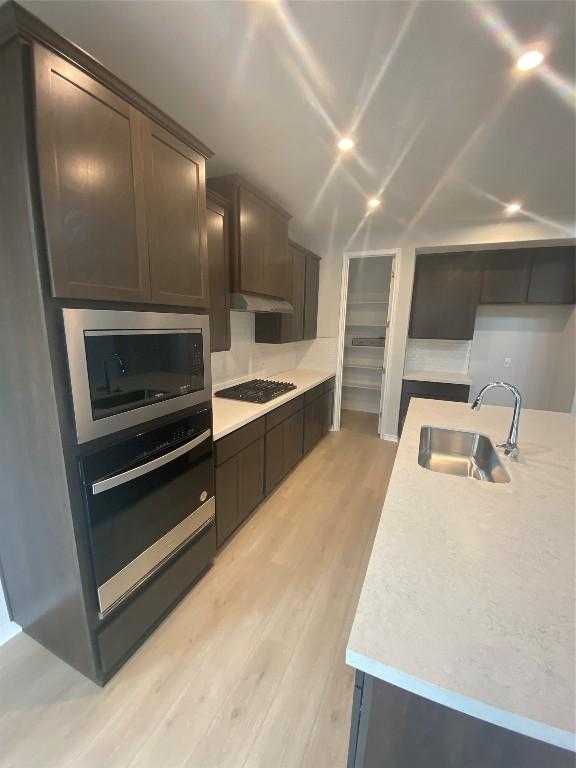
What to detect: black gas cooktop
<box><xmin>215</xmin><ymin>379</ymin><xmax>297</xmax><ymax>404</ymax></box>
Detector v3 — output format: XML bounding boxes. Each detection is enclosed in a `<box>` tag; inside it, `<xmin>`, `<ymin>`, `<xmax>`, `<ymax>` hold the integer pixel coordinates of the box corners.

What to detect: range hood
<box><xmin>230</xmin><ymin>293</ymin><xmax>293</xmax><ymax>313</ymax></box>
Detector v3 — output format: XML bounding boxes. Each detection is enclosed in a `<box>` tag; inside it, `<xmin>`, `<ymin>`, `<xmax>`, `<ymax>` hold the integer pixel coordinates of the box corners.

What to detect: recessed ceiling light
<box><xmin>516</xmin><ymin>49</ymin><xmax>544</xmax><ymax>71</ymax></box>
<box><xmin>337</xmin><ymin>137</ymin><xmax>355</xmax><ymax>151</ymax></box>
<box><xmin>504</xmin><ymin>201</ymin><xmax>522</xmax><ymax>215</ymax></box>
<box><xmin>367</xmin><ymin>198</ymin><xmax>381</xmax><ymax>209</ymax></box>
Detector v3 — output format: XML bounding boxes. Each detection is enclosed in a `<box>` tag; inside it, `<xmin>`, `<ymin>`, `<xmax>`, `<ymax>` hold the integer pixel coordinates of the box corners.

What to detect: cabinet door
<box><xmin>303</xmin><ymin>255</ymin><xmax>320</xmax><ymax>340</ymax></box>
<box><xmin>527</xmin><ymin>247</ymin><xmax>575</xmax><ymax>304</ymax></box>
<box><xmin>289</xmin><ymin>246</ymin><xmax>306</xmax><ymax>341</ymax></box>
<box><xmin>254</xmin><ymin>243</ymin><xmax>306</xmax><ymax>343</ymax></box>
<box><xmin>215</xmin><ymin>456</ymin><xmax>239</xmax><ymax>547</ymax></box>
<box><xmin>265</xmin><ymin>422</ymin><xmax>285</xmax><ymax>495</ymax></box>
<box><xmin>321</xmin><ymin>390</ymin><xmax>333</xmax><ymax>437</ymax></box>
<box><xmin>238</xmin><ymin>186</ymin><xmax>268</xmax><ymax>294</ymax></box>
<box><xmin>409</xmin><ymin>253</ymin><xmax>481</xmax><ymax>340</ymax></box>
<box><xmin>284</xmin><ymin>410</ymin><xmax>304</xmax><ymax>473</ymax></box>
<box><xmin>33</xmin><ymin>45</ymin><xmax>150</xmax><ymax>303</ymax></box>
<box><xmin>206</xmin><ymin>193</ymin><xmax>231</xmax><ymax>351</ymax></box>
<box><xmin>398</xmin><ymin>380</ymin><xmax>470</xmax><ymax>436</ymax></box>
<box><xmin>266</xmin><ymin>208</ymin><xmax>290</xmax><ymax>300</ymax></box>
<box><xmin>142</xmin><ymin>117</ymin><xmax>209</xmax><ymax>307</ymax></box>
<box><xmin>303</xmin><ymin>398</ymin><xmax>323</xmax><ymax>454</ymax></box>
<box><xmin>480</xmin><ymin>250</ymin><xmax>531</xmax><ymax>304</ymax></box>
<box><xmin>238</xmin><ymin>437</ymin><xmax>265</xmax><ymax>522</ymax></box>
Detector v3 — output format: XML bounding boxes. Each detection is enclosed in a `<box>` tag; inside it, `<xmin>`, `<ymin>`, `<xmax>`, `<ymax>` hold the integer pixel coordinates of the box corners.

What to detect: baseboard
<box><xmin>381</xmin><ymin>433</ymin><xmax>399</xmax><ymax>442</ymax></box>
<box><xmin>0</xmin><ymin>620</ymin><xmax>21</xmax><ymax>647</ymax></box>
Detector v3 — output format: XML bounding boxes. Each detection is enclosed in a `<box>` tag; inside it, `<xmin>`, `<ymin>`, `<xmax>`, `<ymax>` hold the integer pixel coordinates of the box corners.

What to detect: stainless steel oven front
<box><xmin>63</xmin><ymin>308</ymin><xmax>211</xmax><ymax>444</ymax></box>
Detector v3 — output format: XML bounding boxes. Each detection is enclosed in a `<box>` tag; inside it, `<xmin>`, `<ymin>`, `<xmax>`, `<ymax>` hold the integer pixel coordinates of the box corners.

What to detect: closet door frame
<box><xmin>334</xmin><ymin>248</ymin><xmax>400</xmax><ymax>440</ymax></box>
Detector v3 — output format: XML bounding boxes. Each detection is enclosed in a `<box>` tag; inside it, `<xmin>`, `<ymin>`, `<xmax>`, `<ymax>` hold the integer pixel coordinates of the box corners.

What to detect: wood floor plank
<box><xmin>0</xmin><ymin>411</ymin><xmax>396</xmax><ymax>768</ymax></box>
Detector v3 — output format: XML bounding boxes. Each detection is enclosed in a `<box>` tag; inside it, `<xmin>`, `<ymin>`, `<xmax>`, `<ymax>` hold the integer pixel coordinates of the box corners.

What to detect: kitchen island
<box><xmin>347</xmin><ymin>399</ymin><xmax>575</xmax><ymax>766</ymax></box>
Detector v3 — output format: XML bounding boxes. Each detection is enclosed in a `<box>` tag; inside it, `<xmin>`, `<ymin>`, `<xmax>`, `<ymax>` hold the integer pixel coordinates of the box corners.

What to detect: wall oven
<box><xmin>63</xmin><ymin>308</ymin><xmax>211</xmax><ymax>444</ymax></box>
<box><xmin>80</xmin><ymin>407</ymin><xmax>214</xmax><ymax>615</ymax></box>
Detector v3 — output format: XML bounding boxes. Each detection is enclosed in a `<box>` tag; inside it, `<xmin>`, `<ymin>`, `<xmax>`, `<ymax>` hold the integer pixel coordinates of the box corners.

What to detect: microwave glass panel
<box><xmin>84</xmin><ymin>330</ymin><xmax>204</xmax><ymax>420</ymax></box>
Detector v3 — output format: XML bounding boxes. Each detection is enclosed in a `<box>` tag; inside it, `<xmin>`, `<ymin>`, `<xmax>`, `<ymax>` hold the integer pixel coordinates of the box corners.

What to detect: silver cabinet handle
<box><xmin>91</xmin><ymin>429</ymin><xmax>211</xmax><ymax>495</ymax></box>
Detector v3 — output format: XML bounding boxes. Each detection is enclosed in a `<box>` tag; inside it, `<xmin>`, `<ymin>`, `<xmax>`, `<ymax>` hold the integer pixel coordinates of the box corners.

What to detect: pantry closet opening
<box><xmin>334</xmin><ymin>249</ymin><xmax>399</xmax><ymax>439</ymax></box>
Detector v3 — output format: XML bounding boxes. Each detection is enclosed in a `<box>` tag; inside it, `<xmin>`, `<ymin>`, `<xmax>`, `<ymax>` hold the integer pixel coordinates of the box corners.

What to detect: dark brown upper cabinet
<box><xmin>142</xmin><ymin>117</ymin><xmax>209</xmax><ymax>308</ymax></box>
<box><xmin>32</xmin><ymin>42</ymin><xmax>211</xmax><ymax>308</ymax></box>
<box><xmin>479</xmin><ymin>250</ymin><xmax>531</xmax><ymax>304</ymax></box>
<box><xmin>207</xmin><ymin>174</ymin><xmax>291</xmax><ymax>301</ymax></box>
<box><xmin>527</xmin><ymin>246</ymin><xmax>575</xmax><ymax>304</ymax></box>
<box><xmin>237</xmin><ymin>185</ymin><xmax>268</xmax><ymax>295</ymax></box>
<box><xmin>254</xmin><ymin>240</ymin><xmax>313</xmax><ymax>344</ymax></box>
<box><xmin>267</xmin><ymin>207</ymin><xmax>290</xmax><ymax>300</ymax></box>
<box><xmin>206</xmin><ymin>191</ymin><xmax>231</xmax><ymax>352</ymax></box>
<box><xmin>409</xmin><ymin>252</ymin><xmax>481</xmax><ymax>340</ymax></box>
<box><xmin>303</xmin><ymin>249</ymin><xmax>320</xmax><ymax>340</ymax></box>
<box><xmin>34</xmin><ymin>45</ymin><xmax>151</xmax><ymax>303</ymax></box>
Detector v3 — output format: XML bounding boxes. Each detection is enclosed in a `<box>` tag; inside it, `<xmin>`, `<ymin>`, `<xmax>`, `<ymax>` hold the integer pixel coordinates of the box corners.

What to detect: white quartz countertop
<box><xmin>403</xmin><ymin>369</ymin><xmax>473</xmax><ymax>385</ymax></box>
<box><xmin>347</xmin><ymin>398</ymin><xmax>575</xmax><ymax>751</ymax></box>
<box><xmin>212</xmin><ymin>369</ymin><xmax>335</xmax><ymax>441</ymax></box>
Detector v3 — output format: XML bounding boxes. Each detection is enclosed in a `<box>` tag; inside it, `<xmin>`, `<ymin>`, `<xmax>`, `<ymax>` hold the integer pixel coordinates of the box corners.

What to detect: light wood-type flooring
<box><xmin>0</xmin><ymin>411</ymin><xmax>397</xmax><ymax>768</ymax></box>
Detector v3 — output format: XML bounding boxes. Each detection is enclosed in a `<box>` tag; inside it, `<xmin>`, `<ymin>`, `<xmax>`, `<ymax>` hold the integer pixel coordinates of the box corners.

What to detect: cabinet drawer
<box><xmin>215</xmin><ymin>417</ymin><xmax>265</xmax><ymax>465</ymax></box>
<box><xmin>97</xmin><ymin>523</ymin><xmax>216</xmax><ymax>680</ymax></box>
<box><xmin>304</xmin><ymin>384</ymin><xmax>324</xmax><ymax>405</ymax></box>
<box><xmin>265</xmin><ymin>395</ymin><xmax>303</xmax><ymax>431</ymax></box>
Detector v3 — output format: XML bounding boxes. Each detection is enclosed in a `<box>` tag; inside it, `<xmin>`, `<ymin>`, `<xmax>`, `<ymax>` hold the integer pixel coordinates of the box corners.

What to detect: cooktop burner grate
<box><xmin>215</xmin><ymin>379</ymin><xmax>297</xmax><ymax>404</ymax></box>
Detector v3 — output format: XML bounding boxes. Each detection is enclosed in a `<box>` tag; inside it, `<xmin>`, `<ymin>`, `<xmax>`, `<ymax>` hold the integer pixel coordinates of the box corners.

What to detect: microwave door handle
<box><xmin>91</xmin><ymin>429</ymin><xmax>212</xmax><ymax>496</ymax></box>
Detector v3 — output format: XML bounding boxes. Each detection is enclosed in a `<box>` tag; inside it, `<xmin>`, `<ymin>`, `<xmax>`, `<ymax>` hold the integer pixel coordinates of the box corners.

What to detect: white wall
<box><xmin>211</xmin><ymin>311</ymin><xmax>337</xmax><ymax>389</ymax></box>
<box><xmin>469</xmin><ymin>305</ymin><xmax>575</xmax><ymax>411</ymax></box>
<box><xmin>314</xmin><ymin>219</ymin><xmax>575</xmax><ymax>437</ymax></box>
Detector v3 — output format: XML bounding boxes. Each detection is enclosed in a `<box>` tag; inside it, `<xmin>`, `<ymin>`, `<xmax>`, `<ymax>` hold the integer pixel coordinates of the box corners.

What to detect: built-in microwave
<box><xmin>63</xmin><ymin>308</ymin><xmax>211</xmax><ymax>443</ymax></box>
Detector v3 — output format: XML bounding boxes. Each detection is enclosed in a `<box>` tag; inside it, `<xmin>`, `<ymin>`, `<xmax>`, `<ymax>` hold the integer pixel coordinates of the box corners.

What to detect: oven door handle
<box><xmin>91</xmin><ymin>429</ymin><xmax>212</xmax><ymax>496</ymax></box>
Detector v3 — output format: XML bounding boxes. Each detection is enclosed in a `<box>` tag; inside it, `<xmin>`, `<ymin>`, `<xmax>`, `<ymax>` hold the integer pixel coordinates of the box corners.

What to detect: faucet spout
<box><xmin>471</xmin><ymin>381</ymin><xmax>522</xmax><ymax>459</ymax></box>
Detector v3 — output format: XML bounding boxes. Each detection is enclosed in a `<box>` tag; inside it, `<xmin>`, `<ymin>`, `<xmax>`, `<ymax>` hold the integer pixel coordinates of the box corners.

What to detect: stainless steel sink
<box><xmin>418</xmin><ymin>426</ymin><xmax>510</xmax><ymax>483</ymax></box>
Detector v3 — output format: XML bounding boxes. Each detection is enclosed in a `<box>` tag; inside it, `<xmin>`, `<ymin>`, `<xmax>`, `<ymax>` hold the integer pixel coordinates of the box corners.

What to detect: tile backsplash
<box><xmin>211</xmin><ymin>312</ymin><xmax>337</xmax><ymax>390</ymax></box>
<box><xmin>404</xmin><ymin>338</ymin><xmax>471</xmax><ymax>375</ymax></box>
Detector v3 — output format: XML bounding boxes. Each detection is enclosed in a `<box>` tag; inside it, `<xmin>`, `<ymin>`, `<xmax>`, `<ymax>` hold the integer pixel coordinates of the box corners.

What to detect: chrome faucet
<box><xmin>471</xmin><ymin>382</ymin><xmax>522</xmax><ymax>460</ymax></box>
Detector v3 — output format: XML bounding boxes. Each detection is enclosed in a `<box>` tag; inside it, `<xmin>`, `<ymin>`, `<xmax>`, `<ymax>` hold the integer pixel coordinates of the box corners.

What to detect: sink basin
<box><xmin>418</xmin><ymin>426</ymin><xmax>510</xmax><ymax>483</ymax></box>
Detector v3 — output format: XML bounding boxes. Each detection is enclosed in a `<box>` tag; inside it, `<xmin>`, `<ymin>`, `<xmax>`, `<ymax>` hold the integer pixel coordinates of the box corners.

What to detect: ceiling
<box><xmin>24</xmin><ymin>0</ymin><xmax>576</xmax><ymax>251</ymax></box>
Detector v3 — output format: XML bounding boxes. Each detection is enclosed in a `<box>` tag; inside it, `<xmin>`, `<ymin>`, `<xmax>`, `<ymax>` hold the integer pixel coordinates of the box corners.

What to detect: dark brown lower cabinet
<box><xmin>265</xmin><ymin>422</ymin><xmax>285</xmax><ymax>495</ymax></box>
<box><xmin>284</xmin><ymin>409</ymin><xmax>304</xmax><ymax>471</ymax></box>
<box><xmin>399</xmin><ymin>379</ymin><xmax>470</xmax><ymax>437</ymax></box>
<box><xmin>304</xmin><ymin>380</ymin><xmax>334</xmax><ymax>453</ymax></box>
<box><xmin>215</xmin><ymin>419</ymin><xmax>265</xmax><ymax>546</ymax></box>
<box><xmin>215</xmin><ymin>380</ymin><xmax>334</xmax><ymax>546</ymax></box>
<box><xmin>348</xmin><ymin>672</ymin><xmax>573</xmax><ymax>768</ymax></box>
<box><xmin>303</xmin><ymin>397</ymin><xmax>323</xmax><ymax>454</ymax></box>
<box><xmin>321</xmin><ymin>384</ymin><xmax>334</xmax><ymax>436</ymax></box>
<box><xmin>265</xmin><ymin>409</ymin><xmax>304</xmax><ymax>495</ymax></box>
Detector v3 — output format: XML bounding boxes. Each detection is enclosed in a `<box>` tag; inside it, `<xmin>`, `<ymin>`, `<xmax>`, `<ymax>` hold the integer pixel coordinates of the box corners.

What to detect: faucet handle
<box><xmin>497</xmin><ymin>442</ymin><xmax>520</xmax><ymax>461</ymax></box>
